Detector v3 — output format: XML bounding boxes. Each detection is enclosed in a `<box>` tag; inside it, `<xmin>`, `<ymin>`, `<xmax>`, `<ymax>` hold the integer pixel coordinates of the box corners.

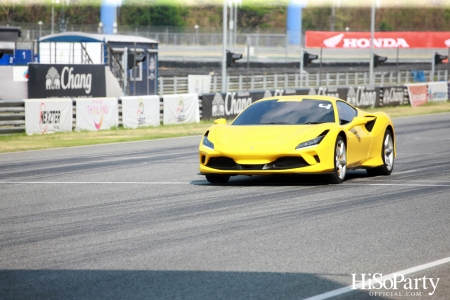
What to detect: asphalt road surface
<box><xmin>1</xmin><ymin>113</ymin><xmax>449</xmax><ymax>300</ymax></box>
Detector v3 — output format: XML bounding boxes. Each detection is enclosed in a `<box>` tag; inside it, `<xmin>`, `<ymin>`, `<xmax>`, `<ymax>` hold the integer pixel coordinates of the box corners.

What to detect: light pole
<box><xmin>369</xmin><ymin>0</ymin><xmax>376</xmax><ymax>86</ymax></box>
<box><xmin>194</xmin><ymin>24</ymin><xmax>199</xmax><ymax>45</ymax></box>
<box><xmin>221</xmin><ymin>0</ymin><xmax>227</xmax><ymax>92</ymax></box>
<box><xmin>38</xmin><ymin>21</ymin><xmax>43</xmax><ymax>39</ymax></box>
<box><xmin>52</xmin><ymin>0</ymin><xmax>60</xmax><ymax>35</ymax></box>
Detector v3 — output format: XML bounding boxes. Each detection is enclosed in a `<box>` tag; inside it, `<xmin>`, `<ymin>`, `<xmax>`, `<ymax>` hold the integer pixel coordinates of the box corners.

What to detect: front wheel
<box><xmin>329</xmin><ymin>136</ymin><xmax>347</xmax><ymax>184</ymax></box>
<box><xmin>205</xmin><ymin>174</ymin><xmax>230</xmax><ymax>184</ymax></box>
<box><xmin>366</xmin><ymin>129</ymin><xmax>394</xmax><ymax>176</ymax></box>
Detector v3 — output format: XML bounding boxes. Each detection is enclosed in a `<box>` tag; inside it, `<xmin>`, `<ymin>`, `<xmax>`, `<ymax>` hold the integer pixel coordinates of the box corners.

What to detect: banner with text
<box><xmin>121</xmin><ymin>95</ymin><xmax>160</xmax><ymax>129</ymax></box>
<box><xmin>24</xmin><ymin>98</ymin><xmax>73</xmax><ymax>135</ymax></box>
<box><xmin>427</xmin><ymin>82</ymin><xmax>448</xmax><ymax>102</ymax></box>
<box><xmin>75</xmin><ymin>97</ymin><xmax>118</xmax><ymax>131</ymax></box>
<box><xmin>163</xmin><ymin>93</ymin><xmax>200</xmax><ymax>125</ymax></box>
<box><xmin>306</xmin><ymin>31</ymin><xmax>450</xmax><ymax>48</ymax></box>
<box><xmin>188</xmin><ymin>75</ymin><xmax>212</xmax><ymax>94</ymax></box>
<box><xmin>27</xmin><ymin>63</ymin><xmax>106</xmax><ymax>98</ymax></box>
<box><xmin>378</xmin><ymin>86</ymin><xmax>408</xmax><ymax>107</ymax></box>
<box><xmin>405</xmin><ymin>83</ymin><xmax>428</xmax><ymax>107</ymax></box>
<box><xmin>307</xmin><ymin>86</ymin><xmax>380</xmax><ymax>108</ymax></box>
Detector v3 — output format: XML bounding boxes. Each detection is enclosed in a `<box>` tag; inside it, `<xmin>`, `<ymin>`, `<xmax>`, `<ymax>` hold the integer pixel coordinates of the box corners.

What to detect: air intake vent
<box><xmin>273</xmin><ymin>157</ymin><xmax>309</xmax><ymax>169</ymax></box>
<box><xmin>207</xmin><ymin>157</ymin><xmax>237</xmax><ymax>170</ymax></box>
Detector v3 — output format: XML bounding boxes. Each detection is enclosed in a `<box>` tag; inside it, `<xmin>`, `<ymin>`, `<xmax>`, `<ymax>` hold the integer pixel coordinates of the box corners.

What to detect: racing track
<box><xmin>1</xmin><ymin>113</ymin><xmax>450</xmax><ymax>299</ymax></box>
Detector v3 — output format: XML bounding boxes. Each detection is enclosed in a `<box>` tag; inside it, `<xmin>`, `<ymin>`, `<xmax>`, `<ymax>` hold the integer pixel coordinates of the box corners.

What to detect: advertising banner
<box><xmin>188</xmin><ymin>75</ymin><xmax>212</xmax><ymax>94</ymax></box>
<box><xmin>163</xmin><ymin>93</ymin><xmax>200</xmax><ymax>125</ymax></box>
<box><xmin>75</xmin><ymin>97</ymin><xmax>118</xmax><ymax>131</ymax></box>
<box><xmin>201</xmin><ymin>90</ymin><xmax>266</xmax><ymax>120</ymax></box>
<box><xmin>307</xmin><ymin>86</ymin><xmax>380</xmax><ymax>108</ymax></box>
<box><xmin>24</xmin><ymin>98</ymin><xmax>73</xmax><ymax>135</ymax></box>
<box><xmin>121</xmin><ymin>95</ymin><xmax>160</xmax><ymax>129</ymax></box>
<box><xmin>427</xmin><ymin>82</ymin><xmax>448</xmax><ymax>102</ymax></box>
<box><xmin>405</xmin><ymin>83</ymin><xmax>428</xmax><ymax>107</ymax></box>
<box><xmin>378</xmin><ymin>86</ymin><xmax>408</xmax><ymax>107</ymax></box>
<box><xmin>27</xmin><ymin>63</ymin><xmax>106</xmax><ymax>98</ymax></box>
<box><xmin>13</xmin><ymin>66</ymin><xmax>28</xmax><ymax>81</ymax></box>
<box><xmin>306</xmin><ymin>31</ymin><xmax>450</xmax><ymax>48</ymax></box>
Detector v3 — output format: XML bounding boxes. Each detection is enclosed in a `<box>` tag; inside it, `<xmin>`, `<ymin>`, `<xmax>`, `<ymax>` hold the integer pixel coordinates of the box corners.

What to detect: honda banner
<box><xmin>427</xmin><ymin>82</ymin><xmax>448</xmax><ymax>102</ymax></box>
<box><xmin>27</xmin><ymin>63</ymin><xmax>106</xmax><ymax>98</ymax></box>
<box><xmin>121</xmin><ymin>95</ymin><xmax>160</xmax><ymax>129</ymax></box>
<box><xmin>75</xmin><ymin>97</ymin><xmax>118</xmax><ymax>131</ymax></box>
<box><xmin>24</xmin><ymin>98</ymin><xmax>73</xmax><ymax>135</ymax></box>
<box><xmin>163</xmin><ymin>93</ymin><xmax>200</xmax><ymax>125</ymax></box>
<box><xmin>306</xmin><ymin>31</ymin><xmax>450</xmax><ymax>48</ymax></box>
<box><xmin>405</xmin><ymin>83</ymin><xmax>428</xmax><ymax>107</ymax></box>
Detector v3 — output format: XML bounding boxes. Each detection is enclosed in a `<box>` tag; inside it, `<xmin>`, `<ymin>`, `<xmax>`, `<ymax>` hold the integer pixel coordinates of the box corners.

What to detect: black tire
<box><xmin>205</xmin><ymin>174</ymin><xmax>230</xmax><ymax>184</ymax></box>
<box><xmin>329</xmin><ymin>136</ymin><xmax>347</xmax><ymax>184</ymax></box>
<box><xmin>366</xmin><ymin>129</ymin><xmax>394</xmax><ymax>176</ymax></box>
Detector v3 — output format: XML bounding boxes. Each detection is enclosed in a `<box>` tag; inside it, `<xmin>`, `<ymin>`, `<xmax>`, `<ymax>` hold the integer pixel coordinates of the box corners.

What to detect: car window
<box><xmin>336</xmin><ymin>101</ymin><xmax>357</xmax><ymax>125</ymax></box>
<box><xmin>232</xmin><ymin>99</ymin><xmax>335</xmax><ymax>125</ymax></box>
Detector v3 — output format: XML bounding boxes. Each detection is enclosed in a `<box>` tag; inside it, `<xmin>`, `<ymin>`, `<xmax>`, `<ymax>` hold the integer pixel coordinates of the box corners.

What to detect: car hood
<box><xmin>213</xmin><ymin>124</ymin><xmax>328</xmax><ymax>147</ymax></box>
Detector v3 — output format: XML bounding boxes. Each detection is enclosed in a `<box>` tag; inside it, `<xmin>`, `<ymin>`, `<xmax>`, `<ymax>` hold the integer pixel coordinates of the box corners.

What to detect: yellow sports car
<box><xmin>199</xmin><ymin>95</ymin><xmax>396</xmax><ymax>184</ymax></box>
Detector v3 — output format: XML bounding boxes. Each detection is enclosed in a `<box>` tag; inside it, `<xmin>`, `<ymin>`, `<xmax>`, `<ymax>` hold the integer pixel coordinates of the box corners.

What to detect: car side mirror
<box><xmin>214</xmin><ymin>118</ymin><xmax>226</xmax><ymax>125</ymax></box>
<box><xmin>345</xmin><ymin>116</ymin><xmax>374</xmax><ymax>130</ymax></box>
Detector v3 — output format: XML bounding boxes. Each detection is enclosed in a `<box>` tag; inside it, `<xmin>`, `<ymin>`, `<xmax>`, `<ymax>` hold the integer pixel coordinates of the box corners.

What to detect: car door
<box><xmin>336</xmin><ymin>101</ymin><xmax>372</xmax><ymax>167</ymax></box>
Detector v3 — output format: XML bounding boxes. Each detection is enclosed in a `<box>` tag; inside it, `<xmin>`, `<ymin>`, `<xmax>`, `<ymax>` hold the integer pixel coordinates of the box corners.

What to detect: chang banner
<box><xmin>201</xmin><ymin>90</ymin><xmax>266</xmax><ymax>120</ymax></box>
<box><xmin>378</xmin><ymin>86</ymin><xmax>408</xmax><ymax>107</ymax></box>
<box><xmin>163</xmin><ymin>93</ymin><xmax>200</xmax><ymax>125</ymax></box>
<box><xmin>405</xmin><ymin>83</ymin><xmax>428</xmax><ymax>107</ymax></box>
<box><xmin>24</xmin><ymin>98</ymin><xmax>73</xmax><ymax>135</ymax></box>
<box><xmin>427</xmin><ymin>82</ymin><xmax>448</xmax><ymax>102</ymax></box>
<box><xmin>188</xmin><ymin>75</ymin><xmax>212</xmax><ymax>94</ymax></box>
<box><xmin>307</xmin><ymin>86</ymin><xmax>379</xmax><ymax>108</ymax></box>
<box><xmin>202</xmin><ymin>88</ymin><xmax>313</xmax><ymax>120</ymax></box>
<box><xmin>121</xmin><ymin>95</ymin><xmax>160</xmax><ymax>129</ymax></box>
<box><xmin>75</xmin><ymin>97</ymin><xmax>118</xmax><ymax>131</ymax></box>
<box><xmin>27</xmin><ymin>63</ymin><xmax>106</xmax><ymax>98</ymax></box>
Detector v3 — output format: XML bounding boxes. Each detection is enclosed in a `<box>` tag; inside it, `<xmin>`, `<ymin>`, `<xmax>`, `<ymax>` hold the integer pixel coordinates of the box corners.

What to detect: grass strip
<box><xmin>1</xmin><ymin>101</ymin><xmax>449</xmax><ymax>154</ymax></box>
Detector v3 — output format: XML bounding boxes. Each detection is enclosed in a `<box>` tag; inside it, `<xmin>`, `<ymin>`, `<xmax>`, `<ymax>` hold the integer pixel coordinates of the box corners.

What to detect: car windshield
<box><xmin>231</xmin><ymin>99</ymin><xmax>335</xmax><ymax>125</ymax></box>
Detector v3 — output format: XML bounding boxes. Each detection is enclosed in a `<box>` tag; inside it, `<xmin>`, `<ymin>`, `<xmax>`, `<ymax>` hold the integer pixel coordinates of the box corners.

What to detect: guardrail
<box><xmin>158</xmin><ymin>69</ymin><xmax>448</xmax><ymax>95</ymax></box>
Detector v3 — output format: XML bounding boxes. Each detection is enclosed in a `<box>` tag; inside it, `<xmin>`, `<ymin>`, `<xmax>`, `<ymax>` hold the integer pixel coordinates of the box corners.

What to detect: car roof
<box><xmin>257</xmin><ymin>95</ymin><xmax>342</xmax><ymax>102</ymax></box>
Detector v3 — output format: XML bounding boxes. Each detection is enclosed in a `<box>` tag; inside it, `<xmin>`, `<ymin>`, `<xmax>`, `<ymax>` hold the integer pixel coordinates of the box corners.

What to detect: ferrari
<box><xmin>199</xmin><ymin>95</ymin><xmax>396</xmax><ymax>184</ymax></box>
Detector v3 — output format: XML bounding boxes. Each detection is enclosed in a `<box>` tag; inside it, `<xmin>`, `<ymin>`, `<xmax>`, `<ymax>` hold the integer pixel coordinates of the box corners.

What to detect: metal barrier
<box><xmin>0</xmin><ymin>100</ymin><xmax>25</xmax><ymax>135</ymax></box>
<box><xmin>158</xmin><ymin>69</ymin><xmax>447</xmax><ymax>95</ymax></box>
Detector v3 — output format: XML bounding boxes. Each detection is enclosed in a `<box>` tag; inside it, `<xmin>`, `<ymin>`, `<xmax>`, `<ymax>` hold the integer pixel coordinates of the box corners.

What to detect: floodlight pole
<box><xmin>123</xmin><ymin>47</ymin><xmax>128</xmax><ymax>96</ymax></box>
<box><xmin>369</xmin><ymin>0</ymin><xmax>375</xmax><ymax>86</ymax></box>
<box><xmin>221</xmin><ymin>0</ymin><xmax>227</xmax><ymax>92</ymax></box>
<box><xmin>300</xmin><ymin>46</ymin><xmax>303</xmax><ymax>88</ymax></box>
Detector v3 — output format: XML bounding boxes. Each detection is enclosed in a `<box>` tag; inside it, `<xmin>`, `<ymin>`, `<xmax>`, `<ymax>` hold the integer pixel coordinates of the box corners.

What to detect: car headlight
<box><xmin>203</xmin><ymin>135</ymin><xmax>214</xmax><ymax>150</ymax></box>
<box><xmin>296</xmin><ymin>136</ymin><xmax>325</xmax><ymax>150</ymax></box>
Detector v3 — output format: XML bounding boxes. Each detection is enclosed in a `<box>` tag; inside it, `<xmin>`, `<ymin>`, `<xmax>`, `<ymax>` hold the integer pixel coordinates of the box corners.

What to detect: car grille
<box><xmin>206</xmin><ymin>156</ymin><xmax>309</xmax><ymax>170</ymax></box>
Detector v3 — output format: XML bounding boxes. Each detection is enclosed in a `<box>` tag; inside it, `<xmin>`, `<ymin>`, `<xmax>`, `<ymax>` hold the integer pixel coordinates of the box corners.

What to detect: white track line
<box><xmin>304</xmin><ymin>256</ymin><xmax>450</xmax><ymax>300</ymax></box>
<box><xmin>0</xmin><ymin>181</ymin><xmax>190</xmax><ymax>184</ymax></box>
<box><xmin>0</xmin><ymin>182</ymin><xmax>449</xmax><ymax>187</ymax></box>
<box><xmin>347</xmin><ymin>183</ymin><xmax>450</xmax><ymax>187</ymax></box>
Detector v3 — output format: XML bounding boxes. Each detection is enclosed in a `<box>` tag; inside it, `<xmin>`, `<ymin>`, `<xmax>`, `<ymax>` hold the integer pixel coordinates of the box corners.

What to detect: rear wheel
<box><xmin>329</xmin><ymin>136</ymin><xmax>347</xmax><ymax>184</ymax></box>
<box><xmin>205</xmin><ymin>174</ymin><xmax>230</xmax><ymax>184</ymax></box>
<box><xmin>366</xmin><ymin>129</ymin><xmax>394</xmax><ymax>176</ymax></box>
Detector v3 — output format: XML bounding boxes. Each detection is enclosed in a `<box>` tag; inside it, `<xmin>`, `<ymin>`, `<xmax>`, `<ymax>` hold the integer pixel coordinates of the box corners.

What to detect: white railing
<box><xmin>158</xmin><ymin>69</ymin><xmax>448</xmax><ymax>95</ymax></box>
